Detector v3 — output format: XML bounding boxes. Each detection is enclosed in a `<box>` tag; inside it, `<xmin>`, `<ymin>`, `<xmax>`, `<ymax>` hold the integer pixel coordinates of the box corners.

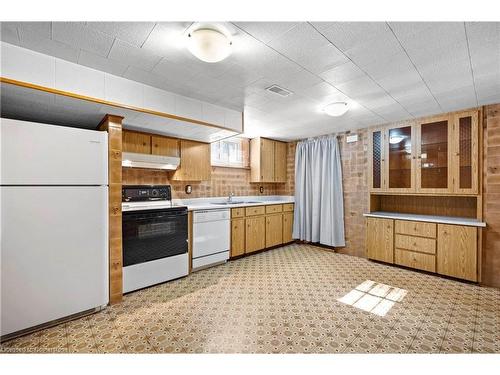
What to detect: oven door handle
<box><xmin>123</xmin><ymin>213</ymin><xmax>188</xmax><ymax>221</ymax></box>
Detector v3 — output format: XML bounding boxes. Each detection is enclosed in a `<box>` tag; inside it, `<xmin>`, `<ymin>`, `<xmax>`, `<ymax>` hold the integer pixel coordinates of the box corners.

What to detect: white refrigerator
<box><xmin>1</xmin><ymin>118</ymin><xmax>109</xmax><ymax>338</ymax></box>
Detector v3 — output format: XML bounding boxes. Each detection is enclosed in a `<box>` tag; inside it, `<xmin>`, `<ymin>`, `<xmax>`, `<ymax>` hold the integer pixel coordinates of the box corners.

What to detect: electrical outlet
<box><xmin>259</xmin><ymin>186</ymin><xmax>264</xmax><ymax>194</ymax></box>
<box><xmin>185</xmin><ymin>185</ymin><xmax>192</xmax><ymax>194</ymax></box>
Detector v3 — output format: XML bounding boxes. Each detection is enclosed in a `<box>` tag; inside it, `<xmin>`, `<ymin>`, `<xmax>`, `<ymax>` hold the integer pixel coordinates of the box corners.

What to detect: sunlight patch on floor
<box><xmin>337</xmin><ymin>280</ymin><xmax>408</xmax><ymax>317</ymax></box>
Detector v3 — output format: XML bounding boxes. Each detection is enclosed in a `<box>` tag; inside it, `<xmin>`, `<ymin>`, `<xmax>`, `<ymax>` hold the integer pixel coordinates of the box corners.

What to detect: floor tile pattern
<box><xmin>1</xmin><ymin>244</ymin><xmax>499</xmax><ymax>353</ymax></box>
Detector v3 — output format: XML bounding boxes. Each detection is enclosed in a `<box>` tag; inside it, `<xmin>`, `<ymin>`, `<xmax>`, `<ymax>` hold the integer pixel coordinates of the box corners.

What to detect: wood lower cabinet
<box><xmin>366</xmin><ymin>217</ymin><xmax>394</xmax><ymax>263</ymax></box>
<box><xmin>231</xmin><ymin>218</ymin><xmax>245</xmax><ymax>257</ymax></box>
<box><xmin>283</xmin><ymin>212</ymin><xmax>294</xmax><ymax>243</ymax></box>
<box><xmin>245</xmin><ymin>216</ymin><xmax>266</xmax><ymax>253</ymax></box>
<box><xmin>230</xmin><ymin>204</ymin><xmax>294</xmax><ymax>258</ymax></box>
<box><xmin>437</xmin><ymin>224</ymin><xmax>477</xmax><ymax>281</ymax></box>
<box><xmin>367</xmin><ymin>216</ymin><xmax>480</xmax><ymax>282</ymax></box>
<box><xmin>265</xmin><ymin>214</ymin><xmax>283</xmax><ymax>248</ymax></box>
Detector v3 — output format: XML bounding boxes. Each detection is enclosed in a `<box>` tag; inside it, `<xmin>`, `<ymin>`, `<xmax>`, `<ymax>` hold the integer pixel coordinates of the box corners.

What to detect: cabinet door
<box><xmin>283</xmin><ymin>212</ymin><xmax>294</xmax><ymax>243</ymax></box>
<box><xmin>452</xmin><ymin>111</ymin><xmax>479</xmax><ymax>194</ymax></box>
<box><xmin>416</xmin><ymin>117</ymin><xmax>453</xmax><ymax>193</ymax></box>
<box><xmin>245</xmin><ymin>216</ymin><xmax>266</xmax><ymax>253</ymax></box>
<box><xmin>369</xmin><ymin>128</ymin><xmax>386</xmax><ymax>191</ymax></box>
<box><xmin>231</xmin><ymin>219</ymin><xmax>245</xmax><ymax>258</ymax></box>
<box><xmin>366</xmin><ymin>218</ymin><xmax>394</xmax><ymax>263</ymax></box>
<box><xmin>437</xmin><ymin>224</ymin><xmax>477</xmax><ymax>281</ymax></box>
<box><xmin>171</xmin><ymin>140</ymin><xmax>211</xmax><ymax>181</ymax></box>
<box><xmin>260</xmin><ymin>138</ymin><xmax>275</xmax><ymax>182</ymax></box>
<box><xmin>151</xmin><ymin>135</ymin><xmax>179</xmax><ymax>157</ymax></box>
<box><xmin>122</xmin><ymin>131</ymin><xmax>151</xmax><ymax>154</ymax></box>
<box><xmin>274</xmin><ymin>141</ymin><xmax>287</xmax><ymax>182</ymax></box>
<box><xmin>265</xmin><ymin>214</ymin><xmax>283</xmax><ymax>248</ymax></box>
<box><xmin>386</xmin><ymin>124</ymin><xmax>415</xmax><ymax>192</ymax></box>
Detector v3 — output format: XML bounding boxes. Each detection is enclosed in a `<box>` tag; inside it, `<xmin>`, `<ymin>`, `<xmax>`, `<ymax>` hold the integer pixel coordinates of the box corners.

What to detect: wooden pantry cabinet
<box><xmin>250</xmin><ymin>137</ymin><xmax>287</xmax><ymax>183</ymax></box>
<box><xmin>366</xmin><ymin>217</ymin><xmax>479</xmax><ymax>282</ymax></box>
<box><xmin>230</xmin><ymin>203</ymin><xmax>294</xmax><ymax>258</ymax></box>
<box><xmin>368</xmin><ymin>110</ymin><xmax>480</xmax><ymax>195</ymax></box>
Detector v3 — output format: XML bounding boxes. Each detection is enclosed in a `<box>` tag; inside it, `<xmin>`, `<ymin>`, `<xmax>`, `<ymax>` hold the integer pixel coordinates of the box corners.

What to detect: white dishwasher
<box><xmin>192</xmin><ymin>209</ymin><xmax>230</xmax><ymax>270</ymax></box>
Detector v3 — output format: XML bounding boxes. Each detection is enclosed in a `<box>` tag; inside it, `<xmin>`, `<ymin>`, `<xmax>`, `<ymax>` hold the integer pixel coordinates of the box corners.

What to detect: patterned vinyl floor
<box><xmin>1</xmin><ymin>244</ymin><xmax>499</xmax><ymax>354</ymax></box>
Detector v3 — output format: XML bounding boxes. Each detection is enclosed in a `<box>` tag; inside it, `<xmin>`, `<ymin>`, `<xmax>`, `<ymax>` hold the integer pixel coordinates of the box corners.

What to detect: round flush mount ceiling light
<box><xmin>323</xmin><ymin>102</ymin><xmax>349</xmax><ymax>117</ymax></box>
<box><xmin>187</xmin><ymin>28</ymin><xmax>232</xmax><ymax>63</ymax></box>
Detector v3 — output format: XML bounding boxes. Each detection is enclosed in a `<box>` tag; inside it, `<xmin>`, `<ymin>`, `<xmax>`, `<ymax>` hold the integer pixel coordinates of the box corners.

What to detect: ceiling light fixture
<box><xmin>187</xmin><ymin>28</ymin><xmax>232</xmax><ymax>63</ymax></box>
<box><xmin>323</xmin><ymin>102</ymin><xmax>349</xmax><ymax>117</ymax></box>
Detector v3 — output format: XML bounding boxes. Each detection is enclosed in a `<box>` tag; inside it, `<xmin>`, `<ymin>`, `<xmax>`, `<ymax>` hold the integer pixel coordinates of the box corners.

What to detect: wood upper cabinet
<box><xmin>250</xmin><ymin>137</ymin><xmax>287</xmax><ymax>183</ymax></box>
<box><xmin>265</xmin><ymin>214</ymin><xmax>283</xmax><ymax>248</ymax></box>
<box><xmin>366</xmin><ymin>217</ymin><xmax>394</xmax><ymax>263</ymax></box>
<box><xmin>387</xmin><ymin>124</ymin><xmax>415</xmax><ymax>192</ymax></box>
<box><xmin>437</xmin><ymin>224</ymin><xmax>477</xmax><ymax>281</ymax></box>
<box><xmin>368</xmin><ymin>110</ymin><xmax>480</xmax><ymax>195</ymax></box>
<box><xmin>151</xmin><ymin>135</ymin><xmax>179</xmax><ymax>157</ymax></box>
<box><xmin>123</xmin><ymin>131</ymin><xmax>151</xmax><ymax>154</ymax></box>
<box><xmin>452</xmin><ymin>111</ymin><xmax>479</xmax><ymax>194</ymax></box>
<box><xmin>416</xmin><ymin>116</ymin><xmax>453</xmax><ymax>194</ymax></box>
<box><xmin>171</xmin><ymin>140</ymin><xmax>211</xmax><ymax>181</ymax></box>
<box><xmin>368</xmin><ymin>128</ymin><xmax>386</xmax><ymax>191</ymax></box>
<box><xmin>245</xmin><ymin>216</ymin><xmax>266</xmax><ymax>253</ymax></box>
<box><xmin>231</xmin><ymin>218</ymin><xmax>245</xmax><ymax>258</ymax></box>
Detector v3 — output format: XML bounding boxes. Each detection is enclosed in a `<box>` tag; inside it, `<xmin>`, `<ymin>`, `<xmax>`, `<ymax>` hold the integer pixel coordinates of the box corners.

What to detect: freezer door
<box><xmin>0</xmin><ymin>118</ymin><xmax>108</xmax><ymax>185</ymax></box>
<box><xmin>0</xmin><ymin>186</ymin><xmax>109</xmax><ymax>336</ymax></box>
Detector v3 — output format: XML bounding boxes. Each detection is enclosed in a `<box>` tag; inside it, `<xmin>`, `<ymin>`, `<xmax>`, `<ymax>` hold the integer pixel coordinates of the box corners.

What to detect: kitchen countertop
<box><xmin>172</xmin><ymin>195</ymin><xmax>294</xmax><ymax>211</ymax></box>
<box><xmin>363</xmin><ymin>211</ymin><xmax>486</xmax><ymax>227</ymax></box>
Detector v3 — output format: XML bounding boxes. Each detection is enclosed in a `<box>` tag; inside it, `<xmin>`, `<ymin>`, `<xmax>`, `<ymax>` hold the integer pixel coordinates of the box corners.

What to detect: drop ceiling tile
<box><xmin>335</xmin><ymin>75</ymin><xmax>385</xmax><ymax>99</ymax></box>
<box><xmin>298</xmin><ymin>81</ymin><xmax>346</xmax><ymax>102</ymax></box>
<box><xmin>87</xmin><ymin>22</ymin><xmax>156</xmax><ymax>47</ymax></box>
<box><xmin>5</xmin><ymin>22</ymin><xmax>51</xmax><ymax>39</ymax></box>
<box><xmin>108</xmin><ymin>40</ymin><xmax>162</xmax><ymax>71</ymax></box>
<box><xmin>233</xmin><ymin>22</ymin><xmax>300</xmax><ymax>44</ymax></box>
<box><xmin>122</xmin><ymin>66</ymin><xmax>169</xmax><ymax>91</ymax></box>
<box><xmin>77</xmin><ymin>50</ymin><xmax>128</xmax><ymax>76</ymax></box>
<box><xmin>320</xmin><ymin>61</ymin><xmax>366</xmax><ymax>86</ymax></box>
<box><xmin>141</xmin><ymin>22</ymin><xmax>193</xmax><ymax>59</ymax></box>
<box><xmin>52</xmin><ymin>22</ymin><xmax>114</xmax><ymax>57</ymax></box>
<box><xmin>267</xmin><ymin>23</ymin><xmax>347</xmax><ymax>74</ymax></box>
<box><xmin>152</xmin><ymin>57</ymin><xmax>198</xmax><ymax>82</ymax></box>
<box><xmin>18</xmin><ymin>29</ymin><xmax>80</xmax><ymax>63</ymax></box>
<box><xmin>311</xmin><ymin>22</ymin><xmax>389</xmax><ymax>52</ymax></box>
<box><xmin>343</xmin><ymin>32</ymin><xmax>403</xmax><ymax>68</ymax></box>
<box><xmin>0</xmin><ymin>23</ymin><xmax>20</xmax><ymax>44</ymax></box>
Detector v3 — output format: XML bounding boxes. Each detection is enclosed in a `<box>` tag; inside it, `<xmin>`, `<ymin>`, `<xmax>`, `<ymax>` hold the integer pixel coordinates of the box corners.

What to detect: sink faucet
<box><xmin>227</xmin><ymin>192</ymin><xmax>234</xmax><ymax>203</ymax></box>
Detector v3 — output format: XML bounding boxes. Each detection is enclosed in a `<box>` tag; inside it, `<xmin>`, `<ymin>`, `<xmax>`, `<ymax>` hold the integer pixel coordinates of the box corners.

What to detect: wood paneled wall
<box><xmin>483</xmin><ymin>103</ymin><xmax>500</xmax><ymax>287</ymax></box>
<box><xmin>98</xmin><ymin>115</ymin><xmax>123</xmax><ymax>304</ymax></box>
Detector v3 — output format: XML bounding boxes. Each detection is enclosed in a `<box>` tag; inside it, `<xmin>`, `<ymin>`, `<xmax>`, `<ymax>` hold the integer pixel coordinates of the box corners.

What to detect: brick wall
<box><xmin>337</xmin><ymin>131</ymin><xmax>369</xmax><ymax>257</ymax></box>
<box><xmin>122</xmin><ymin>141</ymin><xmax>297</xmax><ymax>199</ymax></box>
<box><xmin>483</xmin><ymin>104</ymin><xmax>500</xmax><ymax>287</ymax></box>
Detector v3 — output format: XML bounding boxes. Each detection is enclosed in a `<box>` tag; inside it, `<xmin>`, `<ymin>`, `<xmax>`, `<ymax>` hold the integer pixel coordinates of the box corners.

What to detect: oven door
<box><xmin>122</xmin><ymin>208</ymin><xmax>188</xmax><ymax>267</ymax></box>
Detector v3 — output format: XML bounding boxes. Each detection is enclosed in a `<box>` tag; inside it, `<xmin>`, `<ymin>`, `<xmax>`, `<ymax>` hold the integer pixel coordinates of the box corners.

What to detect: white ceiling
<box><xmin>1</xmin><ymin>21</ymin><xmax>499</xmax><ymax>140</ymax></box>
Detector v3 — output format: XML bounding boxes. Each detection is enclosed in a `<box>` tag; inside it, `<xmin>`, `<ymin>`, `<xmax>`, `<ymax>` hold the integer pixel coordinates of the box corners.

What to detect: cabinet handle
<box><xmin>413</xmin><ymin>242</ymin><xmax>417</xmax><ymax>247</ymax></box>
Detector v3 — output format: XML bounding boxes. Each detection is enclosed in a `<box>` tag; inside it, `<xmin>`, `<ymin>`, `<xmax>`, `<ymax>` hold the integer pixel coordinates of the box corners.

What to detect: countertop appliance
<box><xmin>192</xmin><ymin>209</ymin><xmax>230</xmax><ymax>270</ymax></box>
<box><xmin>122</xmin><ymin>185</ymin><xmax>188</xmax><ymax>293</ymax></box>
<box><xmin>1</xmin><ymin>118</ymin><xmax>109</xmax><ymax>339</ymax></box>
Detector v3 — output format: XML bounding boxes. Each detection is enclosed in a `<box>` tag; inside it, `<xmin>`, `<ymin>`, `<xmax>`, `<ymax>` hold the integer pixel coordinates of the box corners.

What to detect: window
<box><xmin>211</xmin><ymin>137</ymin><xmax>249</xmax><ymax>168</ymax></box>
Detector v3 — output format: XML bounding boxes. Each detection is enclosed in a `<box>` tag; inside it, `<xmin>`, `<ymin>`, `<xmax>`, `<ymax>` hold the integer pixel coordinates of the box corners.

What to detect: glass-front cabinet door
<box><xmin>416</xmin><ymin>116</ymin><xmax>453</xmax><ymax>193</ymax></box>
<box><xmin>386</xmin><ymin>124</ymin><xmax>415</xmax><ymax>192</ymax></box>
<box><xmin>369</xmin><ymin>128</ymin><xmax>386</xmax><ymax>191</ymax></box>
<box><xmin>453</xmin><ymin>111</ymin><xmax>479</xmax><ymax>194</ymax></box>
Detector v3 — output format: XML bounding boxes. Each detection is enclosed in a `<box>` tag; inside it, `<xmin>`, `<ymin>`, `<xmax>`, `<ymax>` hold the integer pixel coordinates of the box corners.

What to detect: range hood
<box><xmin>122</xmin><ymin>152</ymin><xmax>180</xmax><ymax>170</ymax></box>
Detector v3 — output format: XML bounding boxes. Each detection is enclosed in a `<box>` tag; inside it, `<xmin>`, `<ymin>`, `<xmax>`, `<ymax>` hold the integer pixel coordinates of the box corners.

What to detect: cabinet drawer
<box><xmin>231</xmin><ymin>207</ymin><xmax>244</xmax><ymax>218</ymax></box>
<box><xmin>395</xmin><ymin>220</ymin><xmax>436</xmax><ymax>238</ymax></box>
<box><xmin>265</xmin><ymin>204</ymin><xmax>282</xmax><ymax>214</ymax></box>
<box><xmin>395</xmin><ymin>234</ymin><xmax>436</xmax><ymax>254</ymax></box>
<box><xmin>283</xmin><ymin>203</ymin><xmax>294</xmax><ymax>212</ymax></box>
<box><xmin>395</xmin><ymin>249</ymin><xmax>436</xmax><ymax>272</ymax></box>
<box><xmin>245</xmin><ymin>206</ymin><xmax>265</xmax><ymax>216</ymax></box>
